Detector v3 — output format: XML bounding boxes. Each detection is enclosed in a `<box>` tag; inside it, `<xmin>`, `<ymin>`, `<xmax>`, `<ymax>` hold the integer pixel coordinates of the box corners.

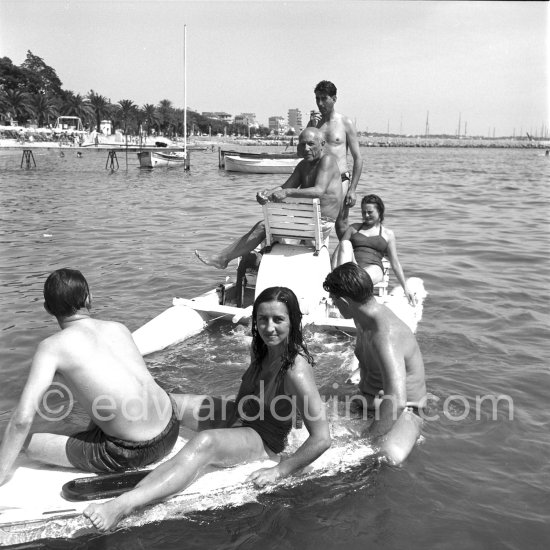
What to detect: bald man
<box><xmin>196</xmin><ymin>127</ymin><xmax>343</xmax><ymax>269</ymax></box>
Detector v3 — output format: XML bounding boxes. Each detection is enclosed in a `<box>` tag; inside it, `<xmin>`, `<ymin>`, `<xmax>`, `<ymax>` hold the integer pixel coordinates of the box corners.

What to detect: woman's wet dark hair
<box><xmin>361</xmin><ymin>194</ymin><xmax>385</xmax><ymax>223</ymax></box>
<box><xmin>43</xmin><ymin>268</ymin><xmax>90</xmax><ymax>318</ymax></box>
<box><xmin>251</xmin><ymin>286</ymin><xmax>314</xmax><ymax>375</ymax></box>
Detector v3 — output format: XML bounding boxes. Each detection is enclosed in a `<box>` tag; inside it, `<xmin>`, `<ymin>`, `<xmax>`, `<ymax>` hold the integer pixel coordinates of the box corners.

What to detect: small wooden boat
<box><xmin>137</xmin><ymin>150</ymin><xmax>188</xmax><ymax>168</ymax></box>
<box><xmin>224</xmin><ymin>154</ymin><xmax>301</xmax><ymax>174</ymax></box>
<box><xmin>219</xmin><ymin>148</ymin><xmax>298</xmax><ymax>168</ymax></box>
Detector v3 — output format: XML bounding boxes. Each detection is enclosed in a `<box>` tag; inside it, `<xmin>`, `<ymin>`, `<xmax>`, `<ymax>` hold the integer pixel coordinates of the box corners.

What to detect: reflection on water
<box><xmin>0</xmin><ymin>147</ymin><xmax>549</xmax><ymax>548</ymax></box>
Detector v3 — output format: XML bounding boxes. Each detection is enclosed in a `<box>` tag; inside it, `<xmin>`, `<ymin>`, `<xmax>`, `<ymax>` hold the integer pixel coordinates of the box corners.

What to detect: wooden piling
<box><xmin>21</xmin><ymin>150</ymin><xmax>36</xmax><ymax>169</ymax></box>
<box><xmin>106</xmin><ymin>150</ymin><xmax>119</xmax><ymax>170</ymax></box>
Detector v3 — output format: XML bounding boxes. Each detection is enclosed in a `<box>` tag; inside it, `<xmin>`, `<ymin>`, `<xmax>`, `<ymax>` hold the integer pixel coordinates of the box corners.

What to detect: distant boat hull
<box><xmin>220</xmin><ymin>149</ymin><xmax>298</xmax><ymax>161</ymax></box>
<box><xmin>224</xmin><ymin>154</ymin><xmax>301</xmax><ymax>174</ymax></box>
<box><xmin>138</xmin><ymin>151</ymin><xmax>187</xmax><ymax>168</ymax></box>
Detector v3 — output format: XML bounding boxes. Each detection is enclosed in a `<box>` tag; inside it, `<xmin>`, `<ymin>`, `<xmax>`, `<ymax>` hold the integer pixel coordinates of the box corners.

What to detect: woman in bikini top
<box><xmin>335</xmin><ymin>194</ymin><xmax>417</xmax><ymax>305</ymax></box>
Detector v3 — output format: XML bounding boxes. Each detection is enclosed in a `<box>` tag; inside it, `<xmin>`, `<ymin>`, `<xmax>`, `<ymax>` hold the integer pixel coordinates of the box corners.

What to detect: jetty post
<box><xmin>21</xmin><ymin>149</ymin><xmax>36</xmax><ymax>169</ymax></box>
<box><xmin>106</xmin><ymin>150</ymin><xmax>119</xmax><ymax>170</ymax></box>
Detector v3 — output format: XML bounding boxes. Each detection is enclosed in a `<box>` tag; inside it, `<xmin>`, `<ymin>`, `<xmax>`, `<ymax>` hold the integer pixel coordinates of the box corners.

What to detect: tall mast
<box><xmin>425</xmin><ymin>111</ymin><xmax>429</xmax><ymax>137</ymax></box>
<box><xmin>183</xmin><ymin>25</ymin><xmax>187</xmax><ymax>157</ymax></box>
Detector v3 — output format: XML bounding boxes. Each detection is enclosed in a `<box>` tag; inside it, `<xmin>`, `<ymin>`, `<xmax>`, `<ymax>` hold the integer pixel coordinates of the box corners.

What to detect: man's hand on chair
<box><xmin>256</xmin><ymin>190</ymin><xmax>270</xmax><ymax>204</ymax></box>
<box><xmin>270</xmin><ymin>189</ymin><xmax>287</xmax><ymax>202</ymax></box>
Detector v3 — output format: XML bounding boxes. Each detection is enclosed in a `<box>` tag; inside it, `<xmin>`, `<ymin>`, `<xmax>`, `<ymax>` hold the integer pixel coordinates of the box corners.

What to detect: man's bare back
<box><xmin>323</xmin><ymin>262</ymin><xmax>427</xmax><ymax>465</ymax></box>
<box><xmin>48</xmin><ymin>317</ymin><xmax>171</xmax><ymax>441</ymax></box>
<box><xmin>355</xmin><ymin>305</ymin><xmax>426</xmax><ymax>408</ymax></box>
<box><xmin>0</xmin><ymin>269</ymin><xmax>177</xmax><ymax>484</ymax></box>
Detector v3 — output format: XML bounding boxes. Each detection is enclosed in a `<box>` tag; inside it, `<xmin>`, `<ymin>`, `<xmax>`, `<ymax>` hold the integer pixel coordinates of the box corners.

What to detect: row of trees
<box><xmin>0</xmin><ymin>51</ymin><xmax>272</xmax><ymax>137</ymax></box>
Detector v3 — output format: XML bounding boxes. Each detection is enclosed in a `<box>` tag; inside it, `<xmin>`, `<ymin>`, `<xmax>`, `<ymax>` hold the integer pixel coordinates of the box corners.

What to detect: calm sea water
<box><xmin>0</xmin><ymin>146</ymin><xmax>549</xmax><ymax>549</ymax></box>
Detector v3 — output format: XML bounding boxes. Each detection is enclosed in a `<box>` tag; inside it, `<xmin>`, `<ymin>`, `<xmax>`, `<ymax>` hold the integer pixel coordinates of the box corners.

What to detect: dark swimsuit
<box><xmin>65</xmin><ymin>396</ymin><xmax>180</xmax><ymax>473</ymax></box>
<box><xmin>349</xmin><ymin>225</ymin><xmax>388</xmax><ymax>271</ymax></box>
<box><xmin>233</xmin><ymin>361</ymin><xmax>293</xmax><ymax>454</ymax></box>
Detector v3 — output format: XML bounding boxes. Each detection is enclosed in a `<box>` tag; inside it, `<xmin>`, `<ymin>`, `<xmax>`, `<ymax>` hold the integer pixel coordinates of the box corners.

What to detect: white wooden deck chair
<box><xmin>255</xmin><ymin>198</ymin><xmax>331</xmax><ymax>314</ymax></box>
<box><xmin>262</xmin><ymin>197</ymin><xmax>325</xmax><ymax>255</ymax></box>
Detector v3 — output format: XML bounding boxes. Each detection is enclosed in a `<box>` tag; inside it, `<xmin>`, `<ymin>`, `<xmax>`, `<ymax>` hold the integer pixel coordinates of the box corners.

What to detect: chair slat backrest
<box><xmin>262</xmin><ymin>198</ymin><xmax>323</xmax><ymax>253</ymax></box>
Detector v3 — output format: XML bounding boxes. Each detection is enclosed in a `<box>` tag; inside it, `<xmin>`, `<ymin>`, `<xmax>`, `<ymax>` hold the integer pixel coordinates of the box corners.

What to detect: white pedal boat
<box><xmin>133</xmin><ymin>198</ymin><xmax>426</xmax><ymax>357</ymax></box>
<box><xmin>0</xmin><ymin>199</ymin><xmax>426</xmax><ymax>544</ymax></box>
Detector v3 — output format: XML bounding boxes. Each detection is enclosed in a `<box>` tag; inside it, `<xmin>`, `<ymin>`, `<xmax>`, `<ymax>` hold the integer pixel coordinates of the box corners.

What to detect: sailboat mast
<box><xmin>183</xmin><ymin>25</ymin><xmax>187</xmax><ymax>157</ymax></box>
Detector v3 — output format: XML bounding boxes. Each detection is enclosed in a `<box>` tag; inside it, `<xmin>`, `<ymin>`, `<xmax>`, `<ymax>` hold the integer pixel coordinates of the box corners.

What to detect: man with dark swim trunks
<box><xmin>0</xmin><ymin>269</ymin><xmax>179</xmax><ymax>485</ymax></box>
<box><xmin>308</xmin><ymin>80</ymin><xmax>363</xmax><ymax>239</ymax></box>
<box><xmin>323</xmin><ymin>263</ymin><xmax>427</xmax><ymax>466</ymax></box>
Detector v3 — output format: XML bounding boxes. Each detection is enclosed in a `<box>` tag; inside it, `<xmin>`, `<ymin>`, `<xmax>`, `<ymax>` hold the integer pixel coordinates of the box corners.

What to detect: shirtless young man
<box><xmin>0</xmin><ymin>269</ymin><xmax>179</xmax><ymax>485</ymax></box>
<box><xmin>323</xmin><ymin>262</ymin><xmax>427</xmax><ymax>465</ymax></box>
<box><xmin>308</xmin><ymin>80</ymin><xmax>363</xmax><ymax>239</ymax></box>
<box><xmin>195</xmin><ymin>127</ymin><xmax>343</xmax><ymax>269</ymax></box>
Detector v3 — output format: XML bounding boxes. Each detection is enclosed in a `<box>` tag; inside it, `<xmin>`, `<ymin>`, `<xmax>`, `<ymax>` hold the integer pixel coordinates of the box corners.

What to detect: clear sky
<box><xmin>0</xmin><ymin>0</ymin><xmax>547</xmax><ymax>136</ymax></box>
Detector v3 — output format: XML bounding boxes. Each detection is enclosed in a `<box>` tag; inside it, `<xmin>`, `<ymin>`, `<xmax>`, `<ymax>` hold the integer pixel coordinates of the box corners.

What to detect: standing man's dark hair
<box><xmin>314</xmin><ymin>80</ymin><xmax>337</xmax><ymax>97</ymax></box>
<box><xmin>44</xmin><ymin>268</ymin><xmax>90</xmax><ymax>317</ymax></box>
<box><xmin>323</xmin><ymin>262</ymin><xmax>374</xmax><ymax>303</ymax></box>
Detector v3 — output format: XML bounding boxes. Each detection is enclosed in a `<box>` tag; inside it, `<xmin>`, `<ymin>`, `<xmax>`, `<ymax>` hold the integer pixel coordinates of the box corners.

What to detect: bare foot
<box><xmin>83</xmin><ymin>501</ymin><xmax>126</xmax><ymax>532</ymax></box>
<box><xmin>194</xmin><ymin>249</ymin><xmax>228</xmax><ymax>269</ymax></box>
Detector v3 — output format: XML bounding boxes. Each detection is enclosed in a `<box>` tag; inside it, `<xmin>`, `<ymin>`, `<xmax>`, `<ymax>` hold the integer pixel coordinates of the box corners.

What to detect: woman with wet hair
<box><xmin>84</xmin><ymin>286</ymin><xmax>330</xmax><ymax>532</ymax></box>
<box><xmin>336</xmin><ymin>194</ymin><xmax>417</xmax><ymax>305</ymax></box>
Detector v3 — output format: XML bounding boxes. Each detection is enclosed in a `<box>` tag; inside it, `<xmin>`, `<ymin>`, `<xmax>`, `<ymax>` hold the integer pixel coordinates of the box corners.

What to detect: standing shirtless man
<box><xmin>0</xmin><ymin>268</ymin><xmax>179</xmax><ymax>485</ymax></box>
<box><xmin>323</xmin><ymin>262</ymin><xmax>427</xmax><ymax>465</ymax></box>
<box><xmin>195</xmin><ymin>127</ymin><xmax>343</xmax><ymax>269</ymax></box>
<box><xmin>308</xmin><ymin>80</ymin><xmax>363</xmax><ymax>239</ymax></box>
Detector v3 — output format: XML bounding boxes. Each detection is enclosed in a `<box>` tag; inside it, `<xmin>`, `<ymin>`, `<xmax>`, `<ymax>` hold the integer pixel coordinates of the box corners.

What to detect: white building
<box><xmin>287</xmin><ymin>109</ymin><xmax>303</xmax><ymax>133</ymax></box>
<box><xmin>268</xmin><ymin>116</ymin><xmax>286</xmax><ymax>134</ymax></box>
<box><xmin>234</xmin><ymin>113</ymin><xmax>257</xmax><ymax>126</ymax></box>
<box><xmin>202</xmin><ymin>112</ymin><xmax>232</xmax><ymax>123</ymax></box>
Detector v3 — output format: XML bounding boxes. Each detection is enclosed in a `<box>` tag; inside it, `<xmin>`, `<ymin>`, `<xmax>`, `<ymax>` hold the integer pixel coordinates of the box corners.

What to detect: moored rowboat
<box><xmin>224</xmin><ymin>154</ymin><xmax>301</xmax><ymax>174</ymax></box>
<box><xmin>137</xmin><ymin>150</ymin><xmax>187</xmax><ymax>168</ymax></box>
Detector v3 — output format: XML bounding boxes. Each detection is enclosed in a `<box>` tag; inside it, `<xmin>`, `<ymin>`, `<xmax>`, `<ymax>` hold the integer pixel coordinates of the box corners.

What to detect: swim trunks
<box><xmin>341</xmin><ymin>172</ymin><xmax>351</xmax><ymax>203</ymax></box>
<box><xmin>406</xmin><ymin>405</ymin><xmax>424</xmax><ymax>418</ymax></box>
<box><xmin>65</xmin><ymin>397</ymin><xmax>180</xmax><ymax>473</ymax></box>
<box><xmin>357</xmin><ymin>392</ymin><xmax>426</xmax><ymax>419</ymax></box>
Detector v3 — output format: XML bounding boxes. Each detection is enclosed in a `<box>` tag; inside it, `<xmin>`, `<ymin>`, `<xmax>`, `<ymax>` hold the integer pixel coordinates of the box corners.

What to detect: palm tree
<box><xmin>157</xmin><ymin>99</ymin><xmax>173</xmax><ymax>135</ymax></box>
<box><xmin>116</xmin><ymin>99</ymin><xmax>137</xmax><ymax>137</ymax></box>
<box><xmin>27</xmin><ymin>93</ymin><xmax>59</xmax><ymax>127</ymax></box>
<box><xmin>173</xmin><ymin>108</ymin><xmax>185</xmax><ymax>136</ymax></box>
<box><xmin>141</xmin><ymin>103</ymin><xmax>159</xmax><ymax>135</ymax></box>
<box><xmin>62</xmin><ymin>92</ymin><xmax>93</xmax><ymax>127</ymax></box>
<box><xmin>87</xmin><ymin>90</ymin><xmax>110</xmax><ymax>132</ymax></box>
<box><xmin>1</xmin><ymin>89</ymin><xmax>31</xmax><ymax>125</ymax></box>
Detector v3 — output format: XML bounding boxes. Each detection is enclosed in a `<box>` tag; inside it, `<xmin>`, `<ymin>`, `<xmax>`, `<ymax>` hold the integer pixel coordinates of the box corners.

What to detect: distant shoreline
<box><xmin>1</xmin><ymin>136</ymin><xmax>548</xmax><ymax>150</ymax></box>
